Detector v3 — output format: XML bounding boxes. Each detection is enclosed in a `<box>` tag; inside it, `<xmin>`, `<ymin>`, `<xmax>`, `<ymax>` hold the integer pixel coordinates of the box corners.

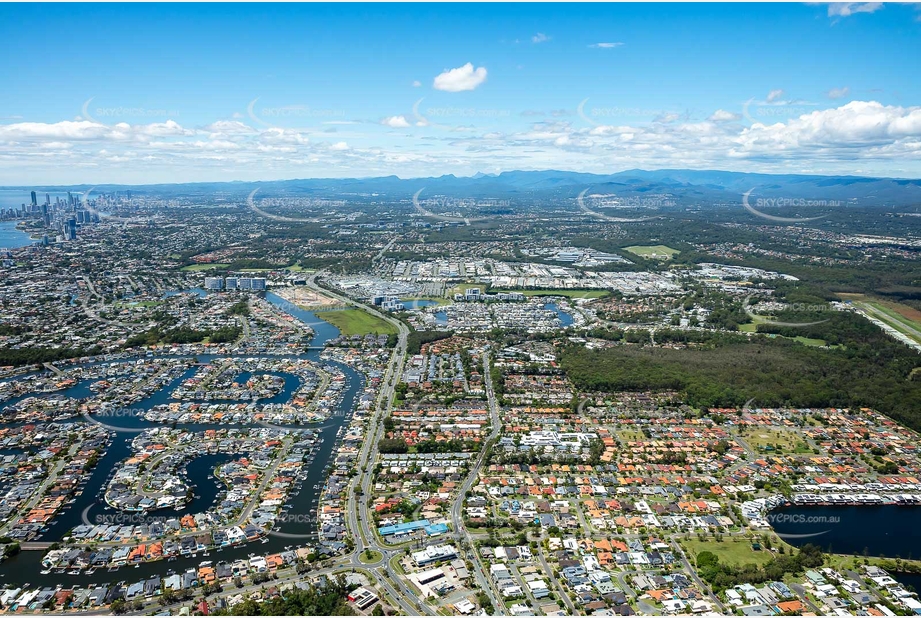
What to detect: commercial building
<box><xmin>347</xmin><ymin>587</ymin><xmax>378</xmax><ymax>610</ymax></box>
<box><xmin>378</xmin><ymin>519</ymin><xmax>430</xmax><ymax>537</ymax></box>
<box><xmin>412</xmin><ymin>544</ymin><xmax>458</xmax><ymax>567</ymax></box>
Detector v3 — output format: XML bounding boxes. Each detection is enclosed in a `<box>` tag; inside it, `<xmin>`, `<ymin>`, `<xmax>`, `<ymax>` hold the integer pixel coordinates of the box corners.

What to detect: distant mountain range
<box><xmin>5</xmin><ymin>169</ymin><xmax>921</xmax><ymax>207</ymax></box>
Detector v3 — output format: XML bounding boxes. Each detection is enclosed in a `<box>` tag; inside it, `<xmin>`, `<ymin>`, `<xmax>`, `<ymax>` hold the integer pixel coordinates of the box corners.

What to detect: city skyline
<box><xmin>2</xmin><ymin>2</ymin><xmax>921</xmax><ymax>184</ymax></box>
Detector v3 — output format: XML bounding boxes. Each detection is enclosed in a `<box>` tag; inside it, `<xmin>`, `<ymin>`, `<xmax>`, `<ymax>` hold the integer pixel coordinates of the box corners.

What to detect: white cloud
<box><xmin>589</xmin><ymin>42</ymin><xmax>624</xmax><ymax>48</ymax></box>
<box><xmin>654</xmin><ymin>112</ymin><xmax>682</xmax><ymax>124</ymax></box>
<box><xmin>134</xmin><ymin>120</ymin><xmax>193</xmax><ymax>137</ymax></box>
<box><xmin>766</xmin><ymin>89</ymin><xmax>785</xmax><ymax>103</ymax></box>
<box><xmin>736</xmin><ymin>101</ymin><xmax>921</xmax><ymax>153</ymax></box>
<box><xmin>204</xmin><ymin>120</ymin><xmax>256</xmax><ymax>135</ymax></box>
<box><xmin>5</xmin><ymin>98</ymin><xmax>921</xmax><ymax>183</ymax></box>
<box><xmin>381</xmin><ymin>115</ymin><xmax>411</xmax><ymax>129</ymax></box>
<box><xmin>412</xmin><ymin>80</ymin><xmax>422</xmax><ymax>87</ymax></box>
<box><xmin>827</xmin><ymin>2</ymin><xmax>883</xmax><ymax>17</ymax></box>
<box><xmin>0</xmin><ymin>120</ymin><xmax>110</xmax><ymax>141</ymax></box>
<box><xmin>827</xmin><ymin>86</ymin><xmax>850</xmax><ymax>99</ymax></box>
<box><xmin>709</xmin><ymin>109</ymin><xmax>741</xmax><ymax>122</ymax></box>
<box><xmin>433</xmin><ymin>63</ymin><xmax>488</xmax><ymax>92</ymax></box>
<box><xmin>531</xmin><ymin>32</ymin><xmax>550</xmax><ymax>44</ymax></box>
<box><xmin>258</xmin><ymin>127</ymin><xmax>310</xmax><ymax>145</ymax></box>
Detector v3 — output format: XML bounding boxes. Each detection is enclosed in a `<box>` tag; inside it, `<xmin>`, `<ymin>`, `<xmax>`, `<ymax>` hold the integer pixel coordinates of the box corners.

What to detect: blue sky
<box><xmin>1</xmin><ymin>2</ymin><xmax>920</xmax><ymax>184</ymax></box>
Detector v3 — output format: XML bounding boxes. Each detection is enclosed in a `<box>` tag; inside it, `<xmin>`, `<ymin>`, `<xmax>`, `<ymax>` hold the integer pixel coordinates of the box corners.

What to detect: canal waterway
<box><xmin>0</xmin><ymin>292</ymin><xmax>364</xmax><ymax>588</ymax></box>
<box><xmin>770</xmin><ymin>504</ymin><xmax>921</xmax><ymax>559</ymax></box>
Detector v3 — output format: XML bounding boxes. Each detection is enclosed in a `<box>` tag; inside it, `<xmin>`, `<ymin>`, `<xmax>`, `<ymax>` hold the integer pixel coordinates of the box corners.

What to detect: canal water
<box><xmin>1</xmin><ymin>377</ymin><xmax>98</xmax><ymax>416</ymax></box>
<box><xmin>544</xmin><ymin>302</ymin><xmax>574</xmax><ymax>327</ymax></box>
<box><xmin>769</xmin><ymin>504</ymin><xmax>921</xmax><ymax>559</ymax></box>
<box><xmin>163</xmin><ymin>288</ymin><xmax>207</xmax><ymax>298</ymax></box>
<box><xmin>0</xmin><ymin>292</ymin><xmax>364</xmax><ymax>588</ymax></box>
<box><xmin>400</xmin><ymin>299</ymin><xmax>439</xmax><ymax>310</ymax></box>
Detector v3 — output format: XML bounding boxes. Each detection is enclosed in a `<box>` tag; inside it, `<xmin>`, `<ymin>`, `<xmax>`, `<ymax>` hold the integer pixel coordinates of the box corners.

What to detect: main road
<box><xmin>450</xmin><ymin>350</ymin><xmax>503</xmax><ymax>611</ymax></box>
<box><xmin>303</xmin><ymin>274</ymin><xmax>433</xmax><ymax>615</ymax></box>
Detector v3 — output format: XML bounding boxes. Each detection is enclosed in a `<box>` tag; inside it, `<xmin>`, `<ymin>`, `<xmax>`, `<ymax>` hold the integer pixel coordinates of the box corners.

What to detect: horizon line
<box><xmin>2</xmin><ymin>167</ymin><xmax>919</xmax><ymax>190</ymax></box>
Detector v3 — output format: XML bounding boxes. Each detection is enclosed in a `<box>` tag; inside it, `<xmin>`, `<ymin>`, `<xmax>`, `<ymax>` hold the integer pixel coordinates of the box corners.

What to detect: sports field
<box><xmin>623</xmin><ymin>245</ymin><xmax>680</xmax><ymax>260</ymax></box>
<box><xmin>318</xmin><ymin>309</ymin><xmax>397</xmax><ymax>336</ymax></box>
<box><xmin>180</xmin><ymin>263</ymin><xmax>230</xmax><ymax>271</ymax></box>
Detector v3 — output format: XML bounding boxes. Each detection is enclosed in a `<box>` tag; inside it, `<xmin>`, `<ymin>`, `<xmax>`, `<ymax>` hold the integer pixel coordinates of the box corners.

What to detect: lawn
<box><xmin>793</xmin><ymin>336</ymin><xmax>828</xmax><ymax>347</ymax></box>
<box><xmin>683</xmin><ymin>537</ymin><xmax>775</xmax><ymax>568</ymax></box>
<box><xmin>739</xmin><ymin>319</ymin><xmax>827</xmax><ymax>347</ymax></box>
<box><xmin>359</xmin><ymin>549</ymin><xmax>382</xmax><ymax>564</ymax></box>
<box><xmin>180</xmin><ymin>263</ymin><xmax>230</xmax><ymax>271</ymax></box>
<box><xmin>616</xmin><ymin>428</ymin><xmax>647</xmax><ymax>442</ymax></box>
<box><xmin>318</xmin><ymin>309</ymin><xmax>397</xmax><ymax>336</ymax></box>
<box><xmin>491</xmin><ymin>289</ymin><xmax>610</xmax><ymax>299</ymax></box>
<box><xmin>824</xmin><ymin>552</ymin><xmax>921</xmax><ymax>573</ymax></box>
<box><xmin>736</xmin><ymin>427</ymin><xmax>813</xmax><ymax>454</ymax></box>
<box><xmin>623</xmin><ymin>245</ymin><xmax>680</xmax><ymax>260</ymax></box>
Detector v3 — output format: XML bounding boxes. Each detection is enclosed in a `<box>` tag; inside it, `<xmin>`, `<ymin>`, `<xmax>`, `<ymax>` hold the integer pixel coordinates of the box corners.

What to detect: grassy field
<box><xmin>737</xmin><ymin>427</ymin><xmax>813</xmax><ymax>454</ymax></box>
<box><xmin>491</xmin><ymin>289</ymin><xmax>610</xmax><ymax>299</ymax></box>
<box><xmin>318</xmin><ymin>309</ymin><xmax>397</xmax><ymax>336</ymax></box>
<box><xmin>793</xmin><ymin>335</ymin><xmax>827</xmax><ymax>347</ymax></box>
<box><xmin>683</xmin><ymin>537</ymin><xmax>775</xmax><ymax>568</ymax></box>
<box><xmin>623</xmin><ymin>245</ymin><xmax>680</xmax><ymax>260</ymax></box>
<box><xmin>616</xmin><ymin>428</ymin><xmax>646</xmax><ymax>442</ymax></box>
<box><xmin>739</xmin><ymin>317</ymin><xmax>827</xmax><ymax>347</ymax></box>
<box><xmin>824</xmin><ymin>552</ymin><xmax>921</xmax><ymax>573</ymax></box>
<box><xmin>180</xmin><ymin>263</ymin><xmax>230</xmax><ymax>271</ymax></box>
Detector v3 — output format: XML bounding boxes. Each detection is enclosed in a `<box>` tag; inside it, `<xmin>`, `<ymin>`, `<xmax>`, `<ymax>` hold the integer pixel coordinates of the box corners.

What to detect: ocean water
<box><xmin>0</xmin><ymin>221</ymin><xmax>33</xmax><ymax>248</ymax></box>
